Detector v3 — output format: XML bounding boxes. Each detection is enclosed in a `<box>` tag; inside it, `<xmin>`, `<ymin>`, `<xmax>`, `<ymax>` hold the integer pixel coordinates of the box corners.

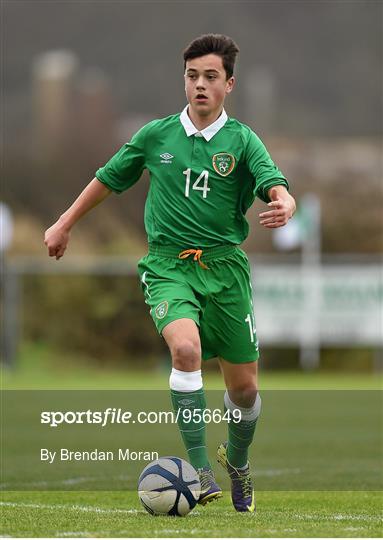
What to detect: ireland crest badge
<box><xmin>212</xmin><ymin>153</ymin><xmax>235</xmax><ymax>177</ymax></box>
<box><xmin>155</xmin><ymin>301</ymin><xmax>168</xmax><ymax>319</ymax></box>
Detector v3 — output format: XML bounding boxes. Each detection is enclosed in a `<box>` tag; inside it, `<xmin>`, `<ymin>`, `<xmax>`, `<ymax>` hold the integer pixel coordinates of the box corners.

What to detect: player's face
<box><xmin>184</xmin><ymin>54</ymin><xmax>234</xmax><ymax>121</ymax></box>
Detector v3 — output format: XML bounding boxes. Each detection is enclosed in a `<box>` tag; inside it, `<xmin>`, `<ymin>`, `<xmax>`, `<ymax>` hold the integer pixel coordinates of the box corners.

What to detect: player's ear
<box><xmin>226</xmin><ymin>76</ymin><xmax>235</xmax><ymax>94</ymax></box>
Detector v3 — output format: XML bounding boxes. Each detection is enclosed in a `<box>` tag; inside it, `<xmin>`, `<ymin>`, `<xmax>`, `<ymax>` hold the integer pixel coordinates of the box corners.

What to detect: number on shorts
<box><xmin>245</xmin><ymin>313</ymin><xmax>256</xmax><ymax>343</ymax></box>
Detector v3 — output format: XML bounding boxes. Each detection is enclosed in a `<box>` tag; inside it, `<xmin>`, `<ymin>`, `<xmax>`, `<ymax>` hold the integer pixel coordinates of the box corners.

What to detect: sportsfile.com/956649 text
<box><xmin>40</xmin><ymin>408</ymin><xmax>242</xmax><ymax>427</ymax></box>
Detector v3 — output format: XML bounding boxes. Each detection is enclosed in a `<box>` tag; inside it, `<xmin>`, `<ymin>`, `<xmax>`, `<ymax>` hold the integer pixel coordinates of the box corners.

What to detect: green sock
<box><xmin>225</xmin><ymin>394</ymin><xmax>260</xmax><ymax>468</ymax></box>
<box><xmin>171</xmin><ymin>388</ymin><xmax>210</xmax><ymax>470</ymax></box>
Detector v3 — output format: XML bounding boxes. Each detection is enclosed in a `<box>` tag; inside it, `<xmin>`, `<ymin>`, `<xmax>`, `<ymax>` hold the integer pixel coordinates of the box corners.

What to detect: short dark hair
<box><xmin>183</xmin><ymin>34</ymin><xmax>239</xmax><ymax>79</ymax></box>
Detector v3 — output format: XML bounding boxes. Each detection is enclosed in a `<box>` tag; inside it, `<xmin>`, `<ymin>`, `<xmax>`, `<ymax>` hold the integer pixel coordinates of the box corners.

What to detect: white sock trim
<box><xmin>224</xmin><ymin>391</ymin><xmax>261</xmax><ymax>422</ymax></box>
<box><xmin>169</xmin><ymin>368</ymin><xmax>203</xmax><ymax>392</ymax></box>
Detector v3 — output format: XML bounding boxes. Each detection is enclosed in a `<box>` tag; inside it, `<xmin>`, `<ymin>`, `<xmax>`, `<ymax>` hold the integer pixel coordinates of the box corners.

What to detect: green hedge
<box><xmin>22</xmin><ymin>274</ymin><xmax>166</xmax><ymax>364</ymax></box>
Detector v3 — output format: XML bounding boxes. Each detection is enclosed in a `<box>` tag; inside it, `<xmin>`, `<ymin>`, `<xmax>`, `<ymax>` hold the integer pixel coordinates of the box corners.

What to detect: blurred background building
<box><xmin>1</xmin><ymin>0</ymin><xmax>382</xmax><ymax>373</ymax></box>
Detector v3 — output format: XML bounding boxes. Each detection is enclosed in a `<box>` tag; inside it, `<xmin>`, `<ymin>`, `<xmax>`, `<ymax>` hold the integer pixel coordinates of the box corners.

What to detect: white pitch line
<box><xmin>155</xmin><ymin>529</ymin><xmax>200</xmax><ymax>535</ymax></box>
<box><xmin>256</xmin><ymin>467</ymin><xmax>302</xmax><ymax>477</ymax></box>
<box><xmin>0</xmin><ymin>502</ymin><xmax>139</xmax><ymax>515</ymax></box>
<box><xmin>0</xmin><ymin>474</ymin><xmax>131</xmax><ymax>489</ymax></box>
<box><xmin>291</xmin><ymin>512</ymin><xmax>380</xmax><ymax>523</ymax></box>
<box><xmin>1</xmin><ymin>469</ymin><xmax>303</xmax><ymax>488</ymax></box>
<box><xmin>333</xmin><ymin>513</ymin><xmax>382</xmax><ymax>523</ymax></box>
<box><xmin>0</xmin><ymin>469</ymin><xmax>300</xmax><ymax>489</ymax></box>
<box><xmin>56</xmin><ymin>533</ymin><xmax>92</xmax><ymax>538</ymax></box>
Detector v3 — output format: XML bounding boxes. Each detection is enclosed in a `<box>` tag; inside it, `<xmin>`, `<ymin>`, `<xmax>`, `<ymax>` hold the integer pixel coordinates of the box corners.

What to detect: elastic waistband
<box><xmin>148</xmin><ymin>243</ymin><xmax>238</xmax><ymax>262</ymax></box>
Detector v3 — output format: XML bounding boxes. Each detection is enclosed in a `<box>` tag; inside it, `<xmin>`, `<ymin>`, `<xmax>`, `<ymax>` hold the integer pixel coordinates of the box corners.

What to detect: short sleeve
<box><xmin>245</xmin><ymin>130</ymin><xmax>289</xmax><ymax>203</ymax></box>
<box><xmin>95</xmin><ymin>123</ymin><xmax>152</xmax><ymax>193</ymax></box>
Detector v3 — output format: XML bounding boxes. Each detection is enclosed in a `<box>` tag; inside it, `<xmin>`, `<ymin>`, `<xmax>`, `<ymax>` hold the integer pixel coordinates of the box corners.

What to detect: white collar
<box><xmin>180</xmin><ymin>105</ymin><xmax>228</xmax><ymax>141</ymax></box>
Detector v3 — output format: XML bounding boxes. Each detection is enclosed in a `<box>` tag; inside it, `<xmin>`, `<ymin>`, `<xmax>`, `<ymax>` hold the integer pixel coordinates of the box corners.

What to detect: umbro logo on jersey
<box><xmin>160</xmin><ymin>152</ymin><xmax>174</xmax><ymax>164</ymax></box>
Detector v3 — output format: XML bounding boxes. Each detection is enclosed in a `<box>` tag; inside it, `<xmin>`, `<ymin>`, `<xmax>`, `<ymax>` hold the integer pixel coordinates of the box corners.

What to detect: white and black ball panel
<box><xmin>179</xmin><ymin>460</ymin><xmax>201</xmax><ymax>501</ymax></box>
<box><xmin>140</xmin><ymin>457</ymin><xmax>179</xmax><ymax>479</ymax></box>
<box><xmin>177</xmin><ymin>492</ymin><xmax>195</xmax><ymax>516</ymax></box>
<box><xmin>138</xmin><ymin>456</ymin><xmax>201</xmax><ymax>516</ymax></box>
<box><xmin>139</xmin><ymin>489</ymin><xmax>178</xmax><ymax>514</ymax></box>
<box><xmin>138</xmin><ymin>473</ymin><xmax>173</xmax><ymax>491</ymax></box>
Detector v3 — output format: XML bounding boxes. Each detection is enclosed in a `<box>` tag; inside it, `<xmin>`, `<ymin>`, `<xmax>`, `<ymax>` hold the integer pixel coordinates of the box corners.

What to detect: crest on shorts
<box><xmin>155</xmin><ymin>301</ymin><xmax>168</xmax><ymax>319</ymax></box>
<box><xmin>212</xmin><ymin>153</ymin><xmax>235</xmax><ymax>177</ymax></box>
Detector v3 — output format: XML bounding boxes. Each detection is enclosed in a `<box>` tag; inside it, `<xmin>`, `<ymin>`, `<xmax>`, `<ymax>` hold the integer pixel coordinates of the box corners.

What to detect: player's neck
<box><xmin>187</xmin><ymin>106</ymin><xmax>223</xmax><ymax>131</ymax></box>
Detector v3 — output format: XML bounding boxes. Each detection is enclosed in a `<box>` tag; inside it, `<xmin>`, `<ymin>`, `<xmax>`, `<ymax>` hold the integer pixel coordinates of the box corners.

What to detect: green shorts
<box><xmin>137</xmin><ymin>244</ymin><xmax>259</xmax><ymax>364</ymax></box>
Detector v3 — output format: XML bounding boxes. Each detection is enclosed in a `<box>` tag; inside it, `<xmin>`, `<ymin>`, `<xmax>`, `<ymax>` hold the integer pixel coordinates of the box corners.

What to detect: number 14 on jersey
<box><xmin>183</xmin><ymin>169</ymin><xmax>210</xmax><ymax>199</ymax></box>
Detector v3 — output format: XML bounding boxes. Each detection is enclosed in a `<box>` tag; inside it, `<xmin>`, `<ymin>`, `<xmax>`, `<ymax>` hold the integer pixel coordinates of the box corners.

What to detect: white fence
<box><xmin>252</xmin><ymin>264</ymin><xmax>382</xmax><ymax>346</ymax></box>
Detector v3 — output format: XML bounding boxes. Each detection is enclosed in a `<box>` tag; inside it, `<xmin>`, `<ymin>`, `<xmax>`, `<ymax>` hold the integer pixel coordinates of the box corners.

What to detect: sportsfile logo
<box><xmin>40</xmin><ymin>408</ymin><xmax>241</xmax><ymax>427</ymax></box>
<box><xmin>160</xmin><ymin>152</ymin><xmax>174</xmax><ymax>164</ymax></box>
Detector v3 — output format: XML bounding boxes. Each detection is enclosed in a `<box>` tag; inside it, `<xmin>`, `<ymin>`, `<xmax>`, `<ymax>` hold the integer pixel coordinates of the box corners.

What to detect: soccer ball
<box><xmin>138</xmin><ymin>456</ymin><xmax>201</xmax><ymax>516</ymax></box>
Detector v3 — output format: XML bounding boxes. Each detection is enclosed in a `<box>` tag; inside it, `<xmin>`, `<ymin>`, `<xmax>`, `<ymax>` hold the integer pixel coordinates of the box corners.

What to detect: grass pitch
<box><xmin>1</xmin><ymin>490</ymin><xmax>382</xmax><ymax>537</ymax></box>
<box><xmin>1</xmin><ymin>344</ymin><xmax>382</xmax><ymax>537</ymax></box>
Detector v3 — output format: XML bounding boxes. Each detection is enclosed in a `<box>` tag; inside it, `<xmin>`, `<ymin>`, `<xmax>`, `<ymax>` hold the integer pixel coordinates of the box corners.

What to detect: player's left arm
<box><xmin>259</xmin><ymin>185</ymin><xmax>296</xmax><ymax>228</ymax></box>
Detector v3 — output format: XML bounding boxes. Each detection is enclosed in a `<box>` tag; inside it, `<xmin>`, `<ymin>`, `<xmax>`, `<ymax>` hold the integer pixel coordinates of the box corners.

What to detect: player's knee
<box><xmin>229</xmin><ymin>385</ymin><xmax>258</xmax><ymax>408</ymax></box>
<box><xmin>171</xmin><ymin>339</ymin><xmax>201</xmax><ymax>370</ymax></box>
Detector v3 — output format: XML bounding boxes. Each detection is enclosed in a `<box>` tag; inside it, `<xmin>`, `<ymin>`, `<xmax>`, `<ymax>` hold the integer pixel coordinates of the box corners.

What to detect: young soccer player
<box><xmin>44</xmin><ymin>34</ymin><xmax>296</xmax><ymax>512</ymax></box>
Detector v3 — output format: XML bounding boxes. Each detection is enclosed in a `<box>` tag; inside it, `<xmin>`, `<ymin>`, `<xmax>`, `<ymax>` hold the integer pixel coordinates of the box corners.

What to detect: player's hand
<box><xmin>44</xmin><ymin>221</ymin><xmax>71</xmax><ymax>260</ymax></box>
<box><xmin>259</xmin><ymin>187</ymin><xmax>295</xmax><ymax>228</ymax></box>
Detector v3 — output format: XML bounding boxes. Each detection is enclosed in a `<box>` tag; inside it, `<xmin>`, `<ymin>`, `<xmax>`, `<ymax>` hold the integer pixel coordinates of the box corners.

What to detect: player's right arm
<box><xmin>44</xmin><ymin>178</ymin><xmax>111</xmax><ymax>260</ymax></box>
<box><xmin>45</xmin><ymin>120</ymin><xmax>153</xmax><ymax>260</ymax></box>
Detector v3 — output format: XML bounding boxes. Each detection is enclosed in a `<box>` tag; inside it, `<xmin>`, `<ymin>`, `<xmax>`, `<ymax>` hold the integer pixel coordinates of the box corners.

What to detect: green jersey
<box><xmin>96</xmin><ymin>107</ymin><xmax>288</xmax><ymax>247</ymax></box>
